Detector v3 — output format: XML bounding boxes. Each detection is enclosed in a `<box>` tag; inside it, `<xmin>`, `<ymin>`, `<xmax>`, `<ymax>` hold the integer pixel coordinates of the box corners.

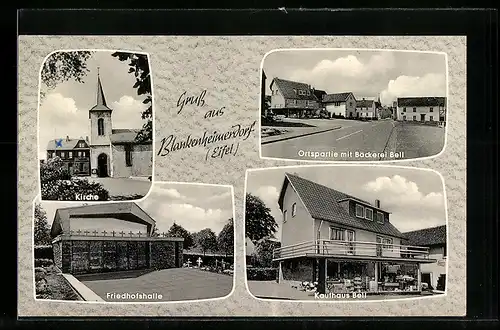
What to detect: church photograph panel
<box><xmin>38</xmin><ymin>50</ymin><xmax>154</xmax><ymax>201</ymax></box>
<box><xmin>33</xmin><ymin>182</ymin><xmax>235</xmax><ymax>302</ymax></box>
<box><xmin>245</xmin><ymin>165</ymin><xmax>447</xmax><ymax>301</ymax></box>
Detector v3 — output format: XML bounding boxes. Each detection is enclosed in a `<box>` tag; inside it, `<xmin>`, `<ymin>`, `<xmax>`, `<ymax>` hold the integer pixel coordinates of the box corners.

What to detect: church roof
<box><xmin>110</xmin><ymin>129</ymin><xmax>141</xmax><ymax>144</ymax></box>
<box><xmin>90</xmin><ymin>72</ymin><xmax>112</xmax><ymax>112</ymax></box>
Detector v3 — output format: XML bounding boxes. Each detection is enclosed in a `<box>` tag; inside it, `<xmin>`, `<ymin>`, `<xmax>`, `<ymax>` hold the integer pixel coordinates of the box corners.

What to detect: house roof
<box><xmin>271</xmin><ymin>78</ymin><xmax>318</xmax><ymax>101</ymax></box>
<box><xmin>46</xmin><ymin>138</ymin><xmax>89</xmax><ymax>151</ymax></box>
<box><xmin>322</xmin><ymin>92</ymin><xmax>353</xmax><ymax>103</ymax></box>
<box><xmin>356</xmin><ymin>99</ymin><xmax>375</xmax><ymax>108</ymax></box>
<box><xmin>277</xmin><ymin>173</ymin><xmax>405</xmax><ymax>238</ymax></box>
<box><xmin>402</xmin><ymin>225</ymin><xmax>446</xmax><ymax>246</ymax></box>
<box><xmin>313</xmin><ymin>89</ymin><xmax>327</xmax><ymax>99</ymax></box>
<box><xmin>397</xmin><ymin>97</ymin><xmax>446</xmax><ymax>107</ymax></box>
<box><xmin>89</xmin><ymin>74</ymin><xmax>113</xmax><ymax>112</ymax></box>
<box><xmin>50</xmin><ymin>202</ymin><xmax>156</xmax><ymax>238</ymax></box>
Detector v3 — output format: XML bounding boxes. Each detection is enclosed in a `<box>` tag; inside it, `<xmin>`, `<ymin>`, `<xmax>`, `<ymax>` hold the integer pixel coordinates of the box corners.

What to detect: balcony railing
<box><xmin>273</xmin><ymin>239</ymin><xmax>430</xmax><ymax>261</ymax></box>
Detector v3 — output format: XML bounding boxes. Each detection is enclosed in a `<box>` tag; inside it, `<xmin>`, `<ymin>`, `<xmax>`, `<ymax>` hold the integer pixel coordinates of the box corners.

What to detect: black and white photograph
<box><xmin>245</xmin><ymin>166</ymin><xmax>447</xmax><ymax>301</ymax></box>
<box><xmin>260</xmin><ymin>49</ymin><xmax>447</xmax><ymax>161</ymax></box>
<box><xmin>33</xmin><ymin>183</ymin><xmax>235</xmax><ymax>302</ymax></box>
<box><xmin>38</xmin><ymin>50</ymin><xmax>154</xmax><ymax>201</ymax></box>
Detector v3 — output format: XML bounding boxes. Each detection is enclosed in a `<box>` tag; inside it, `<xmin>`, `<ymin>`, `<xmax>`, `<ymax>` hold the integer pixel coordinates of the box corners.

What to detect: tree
<box><xmin>40</xmin><ymin>51</ymin><xmax>93</xmax><ymax>99</ymax></box>
<box><xmin>255</xmin><ymin>240</ymin><xmax>281</xmax><ymax>268</ymax></box>
<box><xmin>111</xmin><ymin>52</ymin><xmax>152</xmax><ymax>142</ymax></box>
<box><xmin>217</xmin><ymin>218</ymin><xmax>234</xmax><ymax>256</ymax></box>
<box><xmin>194</xmin><ymin>228</ymin><xmax>218</xmax><ymax>256</ymax></box>
<box><xmin>34</xmin><ymin>204</ymin><xmax>51</xmax><ymax>246</ymax></box>
<box><xmin>245</xmin><ymin>193</ymin><xmax>278</xmax><ymax>243</ymax></box>
<box><xmin>166</xmin><ymin>223</ymin><xmax>194</xmax><ymax>249</ymax></box>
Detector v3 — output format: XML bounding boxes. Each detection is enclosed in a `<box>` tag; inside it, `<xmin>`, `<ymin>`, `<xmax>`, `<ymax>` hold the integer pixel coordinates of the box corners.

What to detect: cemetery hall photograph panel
<box><xmin>245</xmin><ymin>166</ymin><xmax>447</xmax><ymax>301</ymax></box>
<box><xmin>34</xmin><ymin>183</ymin><xmax>235</xmax><ymax>302</ymax></box>
<box><xmin>260</xmin><ymin>49</ymin><xmax>447</xmax><ymax>162</ymax></box>
<box><xmin>38</xmin><ymin>50</ymin><xmax>153</xmax><ymax>201</ymax></box>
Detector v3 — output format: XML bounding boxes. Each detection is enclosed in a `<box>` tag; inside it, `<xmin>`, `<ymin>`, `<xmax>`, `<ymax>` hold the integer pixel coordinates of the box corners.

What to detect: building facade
<box><xmin>355</xmin><ymin>98</ymin><xmax>377</xmax><ymax>119</ymax></box>
<box><xmin>403</xmin><ymin>225</ymin><xmax>447</xmax><ymax>291</ymax></box>
<box><xmin>46</xmin><ymin>137</ymin><xmax>91</xmax><ymax>176</ymax></box>
<box><xmin>396</xmin><ymin>97</ymin><xmax>447</xmax><ymax>122</ymax></box>
<box><xmin>50</xmin><ymin>202</ymin><xmax>183</xmax><ymax>275</ymax></box>
<box><xmin>322</xmin><ymin>92</ymin><xmax>356</xmax><ymax>118</ymax></box>
<box><xmin>274</xmin><ymin>173</ymin><xmax>437</xmax><ymax>295</ymax></box>
<box><xmin>269</xmin><ymin>78</ymin><xmax>319</xmax><ymax>117</ymax></box>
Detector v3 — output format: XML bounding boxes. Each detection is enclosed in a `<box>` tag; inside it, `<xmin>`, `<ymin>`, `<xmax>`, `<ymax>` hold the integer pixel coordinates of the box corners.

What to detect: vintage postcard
<box><xmin>18</xmin><ymin>36</ymin><xmax>466</xmax><ymax>317</ymax></box>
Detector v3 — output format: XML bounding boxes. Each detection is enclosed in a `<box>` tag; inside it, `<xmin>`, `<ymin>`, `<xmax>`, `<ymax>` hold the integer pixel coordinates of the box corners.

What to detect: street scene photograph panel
<box><xmin>34</xmin><ymin>183</ymin><xmax>234</xmax><ymax>302</ymax></box>
<box><xmin>245</xmin><ymin>166</ymin><xmax>447</xmax><ymax>301</ymax></box>
<box><xmin>38</xmin><ymin>50</ymin><xmax>153</xmax><ymax>201</ymax></box>
<box><xmin>260</xmin><ymin>49</ymin><xmax>447</xmax><ymax>161</ymax></box>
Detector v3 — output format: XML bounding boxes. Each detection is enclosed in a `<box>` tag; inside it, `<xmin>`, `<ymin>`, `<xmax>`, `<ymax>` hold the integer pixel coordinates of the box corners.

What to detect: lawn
<box><xmin>261</xmin><ymin>117</ymin><xmax>316</xmax><ymax>128</ymax></box>
<box><xmin>36</xmin><ymin>266</ymin><xmax>81</xmax><ymax>301</ymax></box>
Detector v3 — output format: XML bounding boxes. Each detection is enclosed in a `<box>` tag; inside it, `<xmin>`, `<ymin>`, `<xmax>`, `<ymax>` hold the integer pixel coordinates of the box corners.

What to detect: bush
<box><xmin>35</xmin><ymin>258</ymin><xmax>54</xmax><ymax>268</ymax></box>
<box><xmin>40</xmin><ymin>156</ymin><xmax>110</xmax><ymax>201</ymax></box>
<box><xmin>41</xmin><ymin>178</ymin><xmax>110</xmax><ymax>201</ymax></box>
<box><xmin>34</xmin><ymin>245</ymin><xmax>53</xmax><ymax>259</ymax></box>
<box><xmin>247</xmin><ymin>267</ymin><xmax>278</xmax><ymax>281</ymax></box>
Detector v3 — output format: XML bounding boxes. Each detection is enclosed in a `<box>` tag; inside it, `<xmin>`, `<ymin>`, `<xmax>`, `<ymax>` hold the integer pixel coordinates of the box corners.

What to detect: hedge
<box><xmin>247</xmin><ymin>267</ymin><xmax>278</xmax><ymax>281</ymax></box>
<box><xmin>34</xmin><ymin>245</ymin><xmax>53</xmax><ymax>259</ymax></box>
<box><xmin>34</xmin><ymin>258</ymin><xmax>54</xmax><ymax>267</ymax></box>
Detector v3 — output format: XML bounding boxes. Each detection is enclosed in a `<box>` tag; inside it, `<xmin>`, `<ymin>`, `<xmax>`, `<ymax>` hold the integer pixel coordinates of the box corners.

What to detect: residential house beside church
<box><xmin>273</xmin><ymin>173</ymin><xmax>438</xmax><ymax>295</ymax></box>
<box><xmin>403</xmin><ymin>225</ymin><xmax>447</xmax><ymax>291</ymax></box>
<box><xmin>396</xmin><ymin>97</ymin><xmax>447</xmax><ymax>122</ymax></box>
<box><xmin>46</xmin><ymin>70</ymin><xmax>153</xmax><ymax>178</ymax></box>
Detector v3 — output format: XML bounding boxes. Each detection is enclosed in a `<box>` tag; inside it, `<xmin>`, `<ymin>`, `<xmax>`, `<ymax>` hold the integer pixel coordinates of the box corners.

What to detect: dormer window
<box><xmin>355</xmin><ymin>204</ymin><xmax>364</xmax><ymax>218</ymax></box>
<box><xmin>376</xmin><ymin>211</ymin><xmax>384</xmax><ymax>224</ymax></box>
<box><xmin>365</xmin><ymin>208</ymin><xmax>373</xmax><ymax>221</ymax></box>
<box><xmin>291</xmin><ymin>203</ymin><xmax>297</xmax><ymax>217</ymax></box>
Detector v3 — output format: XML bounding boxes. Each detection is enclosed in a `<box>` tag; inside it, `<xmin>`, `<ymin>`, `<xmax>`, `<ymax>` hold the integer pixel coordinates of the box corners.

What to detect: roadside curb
<box><xmin>62</xmin><ymin>274</ymin><xmax>104</xmax><ymax>302</ymax></box>
<box><xmin>261</xmin><ymin>126</ymin><xmax>342</xmax><ymax>145</ymax></box>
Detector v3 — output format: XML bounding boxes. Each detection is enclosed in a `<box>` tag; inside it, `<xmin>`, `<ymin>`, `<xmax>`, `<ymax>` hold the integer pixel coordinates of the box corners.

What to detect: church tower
<box><xmin>89</xmin><ymin>69</ymin><xmax>113</xmax><ymax>177</ymax></box>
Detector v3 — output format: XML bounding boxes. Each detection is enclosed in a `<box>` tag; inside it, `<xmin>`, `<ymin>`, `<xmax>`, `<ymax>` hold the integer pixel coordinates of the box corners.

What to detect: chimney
<box><xmin>85</xmin><ymin>136</ymin><xmax>89</xmax><ymax>142</ymax></box>
<box><xmin>375</xmin><ymin>199</ymin><xmax>380</xmax><ymax>208</ymax></box>
<box><xmin>66</xmin><ymin>135</ymin><xmax>70</xmax><ymax>142</ymax></box>
<box><xmin>363</xmin><ymin>98</ymin><xmax>365</xmax><ymax>101</ymax></box>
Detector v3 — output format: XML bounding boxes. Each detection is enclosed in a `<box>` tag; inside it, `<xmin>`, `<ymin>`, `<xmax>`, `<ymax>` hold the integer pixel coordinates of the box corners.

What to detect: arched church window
<box><xmin>97</xmin><ymin>118</ymin><xmax>105</xmax><ymax>136</ymax></box>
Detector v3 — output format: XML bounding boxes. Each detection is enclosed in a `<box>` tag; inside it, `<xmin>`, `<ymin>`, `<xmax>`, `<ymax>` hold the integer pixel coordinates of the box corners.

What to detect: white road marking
<box><xmin>336</xmin><ymin>129</ymin><xmax>363</xmax><ymax>141</ymax></box>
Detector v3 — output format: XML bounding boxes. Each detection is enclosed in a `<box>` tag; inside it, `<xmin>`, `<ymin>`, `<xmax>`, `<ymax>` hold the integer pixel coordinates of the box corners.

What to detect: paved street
<box><xmin>80</xmin><ymin>268</ymin><xmax>233</xmax><ymax>302</ymax></box>
<box><xmin>88</xmin><ymin>177</ymin><xmax>152</xmax><ymax>200</ymax></box>
<box><xmin>261</xmin><ymin>119</ymin><xmax>445</xmax><ymax>161</ymax></box>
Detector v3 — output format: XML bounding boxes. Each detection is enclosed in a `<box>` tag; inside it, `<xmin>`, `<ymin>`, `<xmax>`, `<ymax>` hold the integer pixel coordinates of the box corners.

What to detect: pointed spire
<box><xmin>96</xmin><ymin>67</ymin><xmax>107</xmax><ymax>107</ymax></box>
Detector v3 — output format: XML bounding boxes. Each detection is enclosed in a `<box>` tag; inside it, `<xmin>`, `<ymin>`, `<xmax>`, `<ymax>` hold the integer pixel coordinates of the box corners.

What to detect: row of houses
<box><xmin>257</xmin><ymin>173</ymin><xmax>446</xmax><ymax>294</ymax></box>
<box><xmin>264</xmin><ymin>76</ymin><xmax>447</xmax><ymax>122</ymax></box>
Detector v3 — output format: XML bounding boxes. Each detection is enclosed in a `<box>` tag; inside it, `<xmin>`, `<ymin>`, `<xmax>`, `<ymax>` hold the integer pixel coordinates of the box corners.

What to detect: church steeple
<box><xmin>96</xmin><ymin>67</ymin><xmax>107</xmax><ymax>107</ymax></box>
<box><xmin>90</xmin><ymin>67</ymin><xmax>112</xmax><ymax>113</ymax></box>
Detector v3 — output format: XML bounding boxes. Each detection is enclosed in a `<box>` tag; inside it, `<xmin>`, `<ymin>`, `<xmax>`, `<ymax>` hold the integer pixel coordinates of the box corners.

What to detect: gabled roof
<box><xmin>90</xmin><ymin>74</ymin><xmax>113</xmax><ymax>112</ymax></box>
<box><xmin>46</xmin><ymin>138</ymin><xmax>89</xmax><ymax>151</ymax></box>
<box><xmin>110</xmin><ymin>129</ymin><xmax>140</xmax><ymax>144</ymax></box>
<box><xmin>277</xmin><ymin>173</ymin><xmax>405</xmax><ymax>238</ymax></box>
<box><xmin>270</xmin><ymin>78</ymin><xmax>318</xmax><ymax>101</ymax></box>
<box><xmin>356</xmin><ymin>99</ymin><xmax>375</xmax><ymax>108</ymax></box>
<box><xmin>397</xmin><ymin>97</ymin><xmax>446</xmax><ymax>107</ymax></box>
<box><xmin>322</xmin><ymin>92</ymin><xmax>354</xmax><ymax>103</ymax></box>
<box><xmin>50</xmin><ymin>202</ymin><xmax>156</xmax><ymax>238</ymax></box>
<box><xmin>402</xmin><ymin>225</ymin><xmax>446</xmax><ymax>246</ymax></box>
<box><xmin>313</xmin><ymin>89</ymin><xmax>327</xmax><ymax>99</ymax></box>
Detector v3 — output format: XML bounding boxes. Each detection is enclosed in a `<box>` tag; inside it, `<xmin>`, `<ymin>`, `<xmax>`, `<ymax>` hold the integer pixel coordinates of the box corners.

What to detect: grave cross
<box><xmin>119</xmin><ymin>231</ymin><xmax>125</xmax><ymax>237</ymax></box>
<box><xmin>92</xmin><ymin>230</ymin><xmax>98</xmax><ymax>237</ymax></box>
<box><xmin>162</xmin><ymin>232</ymin><xmax>167</xmax><ymax>237</ymax></box>
<box><xmin>129</xmin><ymin>231</ymin><xmax>134</xmax><ymax>237</ymax></box>
<box><xmin>102</xmin><ymin>230</ymin><xmax>107</xmax><ymax>237</ymax></box>
<box><xmin>197</xmin><ymin>257</ymin><xmax>203</xmax><ymax>268</ymax></box>
<box><xmin>83</xmin><ymin>230</ymin><xmax>89</xmax><ymax>236</ymax></box>
<box><xmin>138</xmin><ymin>231</ymin><xmax>142</xmax><ymax>237</ymax></box>
<box><xmin>111</xmin><ymin>231</ymin><xmax>116</xmax><ymax>237</ymax></box>
<box><xmin>186</xmin><ymin>259</ymin><xmax>192</xmax><ymax>267</ymax></box>
<box><xmin>76</xmin><ymin>229</ymin><xmax>82</xmax><ymax>235</ymax></box>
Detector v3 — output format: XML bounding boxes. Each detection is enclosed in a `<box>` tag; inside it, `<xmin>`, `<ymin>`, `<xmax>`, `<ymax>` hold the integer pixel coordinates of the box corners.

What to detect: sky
<box><xmin>263</xmin><ymin>50</ymin><xmax>447</xmax><ymax>106</ymax></box>
<box><xmin>246</xmin><ymin>166</ymin><xmax>447</xmax><ymax>240</ymax></box>
<box><xmin>39</xmin><ymin>183</ymin><xmax>234</xmax><ymax>235</ymax></box>
<box><xmin>38</xmin><ymin>51</ymin><xmax>150</xmax><ymax>160</ymax></box>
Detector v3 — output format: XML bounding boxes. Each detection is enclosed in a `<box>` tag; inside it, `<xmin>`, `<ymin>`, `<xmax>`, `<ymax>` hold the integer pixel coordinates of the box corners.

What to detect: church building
<box><xmin>47</xmin><ymin>71</ymin><xmax>153</xmax><ymax>179</ymax></box>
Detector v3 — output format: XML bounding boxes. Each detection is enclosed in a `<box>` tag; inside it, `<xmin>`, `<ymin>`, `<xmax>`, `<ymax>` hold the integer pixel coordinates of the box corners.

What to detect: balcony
<box><xmin>273</xmin><ymin>239</ymin><xmax>434</xmax><ymax>263</ymax></box>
